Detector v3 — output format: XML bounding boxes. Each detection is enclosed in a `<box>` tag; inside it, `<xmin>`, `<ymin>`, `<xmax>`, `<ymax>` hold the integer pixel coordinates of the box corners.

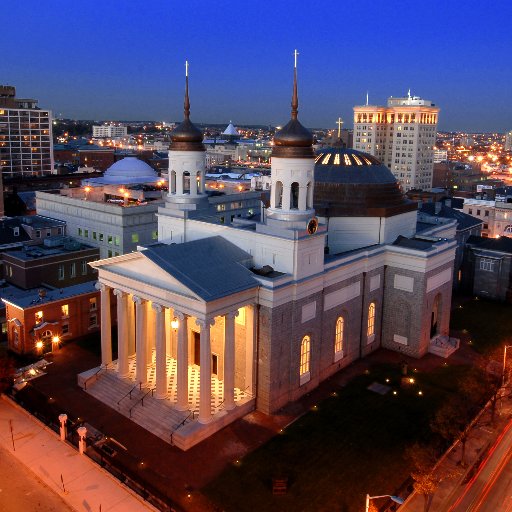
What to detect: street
<box><xmin>447</xmin><ymin>418</ymin><xmax>512</xmax><ymax>511</ymax></box>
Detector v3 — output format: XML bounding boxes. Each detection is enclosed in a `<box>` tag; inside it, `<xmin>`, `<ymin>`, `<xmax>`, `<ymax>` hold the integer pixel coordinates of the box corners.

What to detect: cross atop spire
<box><xmin>184</xmin><ymin>60</ymin><xmax>190</xmax><ymax>120</ymax></box>
<box><xmin>336</xmin><ymin>117</ymin><xmax>344</xmax><ymax>138</ymax></box>
<box><xmin>291</xmin><ymin>49</ymin><xmax>299</xmax><ymax>120</ymax></box>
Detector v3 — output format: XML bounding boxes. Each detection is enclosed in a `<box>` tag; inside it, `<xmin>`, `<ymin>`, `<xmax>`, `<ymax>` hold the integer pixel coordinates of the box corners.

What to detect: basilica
<box><xmin>82</xmin><ymin>60</ymin><xmax>458</xmax><ymax>450</ymax></box>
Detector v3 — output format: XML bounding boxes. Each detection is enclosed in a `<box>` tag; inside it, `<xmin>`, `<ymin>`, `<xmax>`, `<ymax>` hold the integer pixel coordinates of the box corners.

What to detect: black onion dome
<box><xmin>272</xmin><ymin>64</ymin><xmax>313</xmax><ymax>158</ymax></box>
<box><xmin>314</xmin><ymin>147</ymin><xmax>417</xmax><ymax>217</ymax></box>
<box><xmin>170</xmin><ymin>72</ymin><xmax>204</xmax><ymax>152</ymax></box>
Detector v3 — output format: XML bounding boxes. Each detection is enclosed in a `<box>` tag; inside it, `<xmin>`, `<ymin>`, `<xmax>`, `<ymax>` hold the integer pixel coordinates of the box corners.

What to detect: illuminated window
<box><xmin>236</xmin><ymin>307</ymin><xmax>246</xmax><ymax>326</ymax></box>
<box><xmin>367</xmin><ymin>303</ymin><xmax>376</xmax><ymax>338</ymax></box>
<box><xmin>344</xmin><ymin>154</ymin><xmax>352</xmax><ymax>165</ymax></box>
<box><xmin>131</xmin><ymin>233</ymin><xmax>139</xmax><ymax>243</ymax></box>
<box><xmin>335</xmin><ymin>317</ymin><xmax>344</xmax><ymax>355</ymax></box>
<box><xmin>61</xmin><ymin>304</ymin><xmax>69</xmax><ymax>317</ymax></box>
<box><xmin>322</xmin><ymin>154</ymin><xmax>331</xmax><ymax>165</ymax></box>
<box><xmin>89</xmin><ymin>297</ymin><xmax>97</xmax><ymax>311</ymax></box>
<box><xmin>333</xmin><ymin>153</ymin><xmax>340</xmax><ymax>165</ymax></box>
<box><xmin>300</xmin><ymin>335</ymin><xmax>311</xmax><ymax>378</ymax></box>
<box><xmin>353</xmin><ymin>155</ymin><xmax>363</xmax><ymax>166</ymax></box>
<box><xmin>35</xmin><ymin>311</ymin><xmax>43</xmax><ymax>324</ymax></box>
<box><xmin>314</xmin><ymin>153</ymin><xmax>324</xmax><ymax>163</ymax></box>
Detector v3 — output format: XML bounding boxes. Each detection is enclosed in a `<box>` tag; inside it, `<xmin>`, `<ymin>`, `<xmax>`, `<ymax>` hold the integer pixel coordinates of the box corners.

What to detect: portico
<box><xmin>83</xmin><ymin>237</ymin><xmax>258</xmax><ymax>449</ymax></box>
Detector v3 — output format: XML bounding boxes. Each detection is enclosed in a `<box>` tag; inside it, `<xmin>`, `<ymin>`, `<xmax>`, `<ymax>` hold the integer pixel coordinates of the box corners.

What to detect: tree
<box><xmin>431</xmin><ymin>396</ymin><xmax>475</xmax><ymax>466</ymax></box>
<box><xmin>405</xmin><ymin>443</ymin><xmax>442</xmax><ymax>512</ymax></box>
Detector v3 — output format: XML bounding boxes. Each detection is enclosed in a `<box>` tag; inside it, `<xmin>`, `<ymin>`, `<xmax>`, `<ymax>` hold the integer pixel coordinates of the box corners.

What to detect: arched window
<box><xmin>300</xmin><ymin>335</ymin><xmax>310</xmax><ymax>377</ymax></box>
<box><xmin>291</xmin><ymin>182</ymin><xmax>299</xmax><ymax>209</ymax></box>
<box><xmin>170</xmin><ymin>171</ymin><xmax>176</xmax><ymax>194</ymax></box>
<box><xmin>367</xmin><ymin>302</ymin><xmax>376</xmax><ymax>338</ymax></box>
<box><xmin>335</xmin><ymin>317</ymin><xmax>344</xmax><ymax>355</ymax></box>
<box><xmin>275</xmin><ymin>181</ymin><xmax>283</xmax><ymax>208</ymax></box>
<box><xmin>183</xmin><ymin>171</ymin><xmax>190</xmax><ymax>193</ymax></box>
<box><xmin>504</xmin><ymin>225</ymin><xmax>512</xmax><ymax>235</ymax></box>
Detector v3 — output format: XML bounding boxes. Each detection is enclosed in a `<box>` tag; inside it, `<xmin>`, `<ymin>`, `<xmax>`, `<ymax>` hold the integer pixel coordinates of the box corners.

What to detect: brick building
<box><xmin>3</xmin><ymin>282</ymin><xmax>103</xmax><ymax>355</ymax></box>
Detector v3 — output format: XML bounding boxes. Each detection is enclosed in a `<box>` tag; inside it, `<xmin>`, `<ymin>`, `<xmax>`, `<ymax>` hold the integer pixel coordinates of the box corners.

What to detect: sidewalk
<box><xmin>0</xmin><ymin>394</ymin><xmax>157</xmax><ymax>512</ymax></box>
<box><xmin>400</xmin><ymin>390</ymin><xmax>512</xmax><ymax>512</ymax></box>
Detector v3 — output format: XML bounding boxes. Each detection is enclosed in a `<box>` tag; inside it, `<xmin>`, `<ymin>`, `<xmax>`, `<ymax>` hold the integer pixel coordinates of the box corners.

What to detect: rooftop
<box><xmin>1</xmin><ymin>281</ymin><xmax>98</xmax><ymax>309</ymax></box>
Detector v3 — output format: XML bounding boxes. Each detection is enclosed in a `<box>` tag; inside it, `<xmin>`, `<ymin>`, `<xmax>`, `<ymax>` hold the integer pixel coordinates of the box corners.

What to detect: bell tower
<box><xmin>266</xmin><ymin>50</ymin><xmax>315</xmax><ymax>228</ymax></box>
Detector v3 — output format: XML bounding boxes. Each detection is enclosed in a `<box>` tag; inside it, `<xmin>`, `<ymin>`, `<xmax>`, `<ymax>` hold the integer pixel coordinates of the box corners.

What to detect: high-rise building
<box><xmin>0</xmin><ymin>85</ymin><xmax>54</xmax><ymax>177</ymax></box>
<box><xmin>92</xmin><ymin>125</ymin><xmax>127</xmax><ymax>138</ymax></box>
<box><xmin>505</xmin><ymin>130</ymin><xmax>512</xmax><ymax>152</ymax></box>
<box><xmin>353</xmin><ymin>92</ymin><xmax>439</xmax><ymax>191</ymax></box>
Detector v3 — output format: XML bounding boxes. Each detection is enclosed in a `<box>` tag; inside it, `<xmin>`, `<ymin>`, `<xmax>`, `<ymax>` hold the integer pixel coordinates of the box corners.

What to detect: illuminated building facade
<box><xmin>353</xmin><ymin>93</ymin><xmax>439</xmax><ymax>191</ymax></box>
<box><xmin>0</xmin><ymin>85</ymin><xmax>54</xmax><ymax>177</ymax></box>
<box><xmin>92</xmin><ymin>125</ymin><xmax>128</xmax><ymax>138</ymax></box>
<box><xmin>79</xmin><ymin>60</ymin><xmax>457</xmax><ymax>451</ymax></box>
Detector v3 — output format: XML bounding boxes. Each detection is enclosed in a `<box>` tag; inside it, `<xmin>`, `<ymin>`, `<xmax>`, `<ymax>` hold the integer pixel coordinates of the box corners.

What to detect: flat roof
<box><xmin>1</xmin><ymin>281</ymin><xmax>98</xmax><ymax>309</ymax></box>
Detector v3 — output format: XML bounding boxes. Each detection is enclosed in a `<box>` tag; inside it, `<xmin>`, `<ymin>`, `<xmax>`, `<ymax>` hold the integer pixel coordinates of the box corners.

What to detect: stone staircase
<box><xmin>428</xmin><ymin>334</ymin><xmax>460</xmax><ymax>358</ymax></box>
<box><xmin>83</xmin><ymin>370</ymin><xmax>189</xmax><ymax>440</ymax></box>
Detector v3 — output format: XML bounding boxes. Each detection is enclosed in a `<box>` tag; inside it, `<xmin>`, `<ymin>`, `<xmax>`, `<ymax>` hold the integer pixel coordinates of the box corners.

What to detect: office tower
<box><xmin>92</xmin><ymin>125</ymin><xmax>128</xmax><ymax>138</ymax></box>
<box><xmin>505</xmin><ymin>130</ymin><xmax>512</xmax><ymax>151</ymax></box>
<box><xmin>0</xmin><ymin>85</ymin><xmax>54</xmax><ymax>177</ymax></box>
<box><xmin>353</xmin><ymin>92</ymin><xmax>439</xmax><ymax>191</ymax></box>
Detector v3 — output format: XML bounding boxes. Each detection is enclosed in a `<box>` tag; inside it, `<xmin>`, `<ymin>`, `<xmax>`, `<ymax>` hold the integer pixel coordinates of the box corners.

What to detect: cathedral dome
<box><xmin>314</xmin><ymin>147</ymin><xmax>416</xmax><ymax>217</ymax></box>
<box><xmin>100</xmin><ymin>157</ymin><xmax>158</xmax><ymax>184</ymax></box>
<box><xmin>170</xmin><ymin>118</ymin><xmax>203</xmax><ymax>146</ymax></box>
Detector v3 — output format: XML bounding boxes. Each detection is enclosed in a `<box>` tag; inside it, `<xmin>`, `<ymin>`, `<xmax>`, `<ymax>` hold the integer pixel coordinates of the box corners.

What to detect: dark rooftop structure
<box><xmin>314</xmin><ymin>147</ymin><xmax>417</xmax><ymax>217</ymax></box>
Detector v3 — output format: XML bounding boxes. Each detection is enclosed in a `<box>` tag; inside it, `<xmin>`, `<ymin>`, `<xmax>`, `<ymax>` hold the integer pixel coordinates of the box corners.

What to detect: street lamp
<box><xmin>502</xmin><ymin>345</ymin><xmax>512</xmax><ymax>387</ymax></box>
<box><xmin>366</xmin><ymin>494</ymin><xmax>404</xmax><ymax>512</ymax></box>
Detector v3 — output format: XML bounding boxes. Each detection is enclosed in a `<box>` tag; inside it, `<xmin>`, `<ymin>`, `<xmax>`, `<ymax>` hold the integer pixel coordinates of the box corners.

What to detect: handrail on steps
<box><xmin>128</xmin><ymin>387</ymin><xmax>155</xmax><ymax>418</ymax></box>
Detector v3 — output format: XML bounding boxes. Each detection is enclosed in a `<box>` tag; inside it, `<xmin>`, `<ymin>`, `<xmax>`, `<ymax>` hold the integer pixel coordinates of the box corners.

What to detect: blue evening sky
<box><xmin>3</xmin><ymin>0</ymin><xmax>512</xmax><ymax>131</ymax></box>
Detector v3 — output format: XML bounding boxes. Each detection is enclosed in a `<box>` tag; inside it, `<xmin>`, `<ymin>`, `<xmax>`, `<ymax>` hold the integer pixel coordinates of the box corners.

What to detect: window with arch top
<box><xmin>335</xmin><ymin>316</ymin><xmax>344</xmax><ymax>356</ymax></box>
<box><xmin>300</xmin><ymin>335</ymin><xmax>311</xmax><ymax>383</ymax></box>
<box><xmin>367</xmin><ymin>302</ymin><xmax>376</xmax><ymax>340</ymax></box>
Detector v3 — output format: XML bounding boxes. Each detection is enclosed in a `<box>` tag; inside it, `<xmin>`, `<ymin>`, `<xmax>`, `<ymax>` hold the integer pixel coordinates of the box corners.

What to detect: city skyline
<box><xmin>4</xmin><ymin>1</ymin><xmax>512</xmax><ymax>130</ymax></box>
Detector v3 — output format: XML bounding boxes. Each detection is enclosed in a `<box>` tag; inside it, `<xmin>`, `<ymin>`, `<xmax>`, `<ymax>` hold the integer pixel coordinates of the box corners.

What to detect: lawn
<box><xmin>450</xmin><ymin>297</ymin><xmax>512</xmax><ymax>353</ymax></box>
<box><xmin>204</xmin><ymin>363</ymin><xmax>471</xmax><ymax>512</ymax></box>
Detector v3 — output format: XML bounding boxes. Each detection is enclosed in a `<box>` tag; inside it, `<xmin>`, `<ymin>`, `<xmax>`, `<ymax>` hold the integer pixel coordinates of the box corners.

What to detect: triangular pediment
<box><xmin>101</xmin><ymin>253</ymin><xmax>201</xmax><ymax>300</ymax></box>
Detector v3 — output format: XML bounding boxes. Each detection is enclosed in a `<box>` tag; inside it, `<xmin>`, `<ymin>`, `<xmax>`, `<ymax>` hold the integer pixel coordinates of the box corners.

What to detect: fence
<box><xmin>9</xmin><ymin>383</ymin><xmax>181</xmax><ymax>512</ymax></box>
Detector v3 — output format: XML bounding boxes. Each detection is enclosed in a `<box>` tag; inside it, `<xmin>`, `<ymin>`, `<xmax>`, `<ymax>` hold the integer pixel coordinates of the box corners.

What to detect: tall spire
<box><xmin>184</xmin><ymin>60</ymin><xmax>190</xmax><ymax>120</ymax></box>
<box><xmin>291</xmin><ymin>49</ymin><xmax>299</xmax><ymax>120</ymax></box>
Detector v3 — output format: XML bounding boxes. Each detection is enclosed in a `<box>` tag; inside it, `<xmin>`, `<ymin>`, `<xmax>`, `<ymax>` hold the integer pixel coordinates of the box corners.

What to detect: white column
<box><xmin>199</xmin><ymin>171</ymin><xmax>205</xmax><ymax>194</ymax></box>
<box><xmin>224</xmin><ymin>310</ymin><xmax>238</xmax><ymax>411</ymax></box>
<box><xmin>114</xmin><ymin>289</ymin><xmax>129</xmax><ymax>377</ymax></box>
<box><xmin>298</xmin><ymin>185</ymin><xmax>307</xmax><ymax>211</ymax></box>
<box><xmin>190</xmin><ymin>172</ymin><xmax>197</xmax><ymax>196</ymax></box>
<box><xmin>165</xmin><ymin>308</ymin><xmax>172</xmax><ymax>357</ymax></box>
<box><xmin>146</xmin><ymin>301</ymin><xmax>154</xmax><ymax>366</ymax></box>
<box><xmin>282</xmin><ymin>185</ymin><xmax>291</xmax><ymax>211</ymax></box>
<box><xmin>153</xmin><ymin>303</ymin><xmax>167</xmax><ymax>399</ymax></box>
<box><xmin>98</xmin><ymin>283</ymin><xmax>112</xmax><ymax>366</ymax></box>
<box><xmin>127</xmin><ymin>294</ymin><xmax>135</xmax><ymax>356</ymax></box>
<box><xmin>176</xmin><ymin>170</ymin><xmax>184</xmax><ymax>195</ymax></box>
<box><xmin>175</xmin><ymin>311</ymin><xmax>188</xmax><ymax>411</ymax></box>
<box><xmin>133</xmin><ymin>296</ymin><xmax>147</xmax><ymax>385</ymax></box>
<box><xmin>245</xmin><ymin>305</ymin><xmax>255</xmax><ymax>395</ymax></box>
<box><xmin>197</xmin><ymin>317</ymin><xmax>215</xmax><ymax>424</ymax></box>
